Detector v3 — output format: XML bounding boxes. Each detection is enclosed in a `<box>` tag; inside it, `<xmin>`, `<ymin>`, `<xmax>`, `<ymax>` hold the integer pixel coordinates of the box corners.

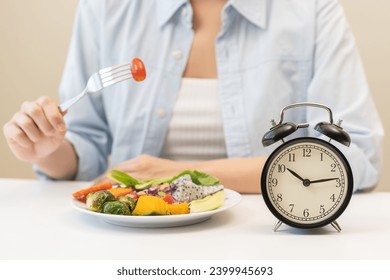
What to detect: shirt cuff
<box><xmin>65</xmin><ymin>131</ymin><xmax>106</xmax><ymax>181</ymax></box>
<box><xmin>33</xmin><ymin>165</ymin><xmax>58</xmax><ymax>181</ymax></box>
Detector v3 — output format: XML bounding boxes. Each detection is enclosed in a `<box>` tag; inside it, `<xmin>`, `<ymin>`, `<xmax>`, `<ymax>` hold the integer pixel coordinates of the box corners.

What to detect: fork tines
<box><xmin>99</xmin><ymin>62</ymin><xmax>132</xmax><ymax>87</ymax></box>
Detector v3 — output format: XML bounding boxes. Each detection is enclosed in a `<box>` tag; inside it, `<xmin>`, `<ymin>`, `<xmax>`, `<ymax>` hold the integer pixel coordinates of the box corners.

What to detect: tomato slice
<box><xmin>162</xmin><ymin>194</ymin><xmax>175</xmax><ymax>204</ymax></box>
<box><xmin>130</xmin><ymin>58</ymin><xmax>146</xmax><ymax>82</ymax></box>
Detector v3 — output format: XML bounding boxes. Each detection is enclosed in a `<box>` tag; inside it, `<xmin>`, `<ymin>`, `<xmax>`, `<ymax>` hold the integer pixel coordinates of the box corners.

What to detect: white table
<box><xmin>0</xmin><ymin>178</ymin><xmax>389</xmax><ymax>260</ymax></box>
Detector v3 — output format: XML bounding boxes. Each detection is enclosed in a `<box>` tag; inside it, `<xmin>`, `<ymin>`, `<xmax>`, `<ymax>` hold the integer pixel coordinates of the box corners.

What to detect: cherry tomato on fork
<box><xmin>130</xmin><ymin>58</ymin><xmax>146</xmax><ymax>82</ymax></box>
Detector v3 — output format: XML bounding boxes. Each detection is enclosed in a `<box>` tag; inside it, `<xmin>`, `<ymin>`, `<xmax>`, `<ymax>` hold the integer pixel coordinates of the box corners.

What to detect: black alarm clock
<box><xmin>261</xmin><ymin>103</ymin><xmax>353</xmax><ymax>232</ymax></box>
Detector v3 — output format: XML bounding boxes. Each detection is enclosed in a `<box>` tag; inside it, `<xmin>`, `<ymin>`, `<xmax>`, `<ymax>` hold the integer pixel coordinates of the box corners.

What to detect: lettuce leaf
<box><xmin>107</xmin><ymin>169</ymin><xmax>140</xmax><ymax>186</ymax></box>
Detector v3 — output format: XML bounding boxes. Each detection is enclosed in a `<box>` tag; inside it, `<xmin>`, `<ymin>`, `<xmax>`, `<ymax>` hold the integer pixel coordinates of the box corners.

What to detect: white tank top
<box><xmin>161</xmin><ymin>78</ymin><xmax>227</xmax><ymax>161</ymax></box>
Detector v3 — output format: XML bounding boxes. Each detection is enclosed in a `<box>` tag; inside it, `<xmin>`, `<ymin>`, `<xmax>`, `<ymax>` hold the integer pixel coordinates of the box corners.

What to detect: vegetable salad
<box><xmin>72</xmin><ymin>170</ymin><xmax>225</xmax><ymax>216</ymax></box>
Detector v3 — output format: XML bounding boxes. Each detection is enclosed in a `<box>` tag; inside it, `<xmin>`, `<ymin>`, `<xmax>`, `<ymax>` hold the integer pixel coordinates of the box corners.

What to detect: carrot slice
<box><xmin>72</xmin><ymin>181</ymin><xmax>113</xmax><ymax>199</ymax></box>
<box><xmin>108</xmin><ymin>188</ymin><xmax>133</xmax><ymax>199</ymax></box>
<box><xmin>76</xmin><ymin>196</ymin><xmax>87</xmax><ymax>203</ymax></box>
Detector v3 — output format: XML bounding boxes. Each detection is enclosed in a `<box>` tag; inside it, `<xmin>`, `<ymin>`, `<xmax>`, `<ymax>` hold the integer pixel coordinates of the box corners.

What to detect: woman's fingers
<box><xmin>13</xmin><ymin>112</ymin><xmax>42</xmax><ymax>143</ymax></box>
<box><xmin>21</xmin><ymin>100</ymin><xmax>56</xmax><ymax>137</ymax></box>
<box><xmin>3</xmin><ymin>96</ymin><xmax>68</xmax><ymax>163</ymax></box>
<box><xmin>3</xmin><ymin>121</ymin><xmax>32</xmax><ymax>148</ymax></box>
<box><xmin>36</xmin><ymin>96</ymin><xmax>66</xmax><ymax>132</ymax></box>
<box><xmin>4</xmin><ymin>96</ymin><xmax>66</xmax><ymax>149</ymax></box>
<box><xmin>21</xmin><ymin>97</ymin><xmax>65</xmax><ymax>137</ymax></box>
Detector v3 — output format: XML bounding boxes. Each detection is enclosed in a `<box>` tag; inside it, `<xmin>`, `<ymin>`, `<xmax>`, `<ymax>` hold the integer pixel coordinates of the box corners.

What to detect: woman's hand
<box><xmin>112</xmin><ymin>154</ymin><xmax>192</xmax><ymax>181</ymax></box>
<box><xmin>3</xmin><ymin>96</ymin><xmax>66</xmax><ymax>163</ymax></box>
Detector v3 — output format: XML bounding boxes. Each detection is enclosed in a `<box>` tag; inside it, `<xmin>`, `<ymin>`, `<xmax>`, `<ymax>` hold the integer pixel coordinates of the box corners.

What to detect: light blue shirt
<box><xmin>56</xmin><ymin>0</ymin><xmax>383</xmax><ymax>191</ymax></box>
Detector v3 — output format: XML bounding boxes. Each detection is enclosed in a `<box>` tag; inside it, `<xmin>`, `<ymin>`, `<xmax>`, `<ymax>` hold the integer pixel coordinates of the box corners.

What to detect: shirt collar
<box><xmin>156</xmin><ymin>0</ymin><xmax>188</xmax><ymax>27</ymax></box>
<box><xmin>156</xmin><ymin>0</ymin><xmax>268</xmax><ymax>29</ymax></box>
<box><xmin>230</xmin><ymin>0</ymin><xmax>268</xmax><ymax>29</ymax></box>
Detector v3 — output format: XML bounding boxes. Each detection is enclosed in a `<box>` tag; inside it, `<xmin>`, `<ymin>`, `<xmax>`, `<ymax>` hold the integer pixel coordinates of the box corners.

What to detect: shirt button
<box><xmin>157</xmin><ymin>109</ymin><xmax>166</xmax><ymax>118</ymax></box>
<box><xmin>172</xmin><ymin>50</ymin><xmax>183</xmax><ymax>60</ymax></box>
<box><xmin>182</xmin><ymin>7</ymin><xmax>188</xmax><ymax>17</ymax></box>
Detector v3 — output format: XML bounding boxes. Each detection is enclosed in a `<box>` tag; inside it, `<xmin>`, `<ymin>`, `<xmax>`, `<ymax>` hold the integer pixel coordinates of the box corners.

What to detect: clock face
<box><xmin>261</xmin><ymin>137</ymin><xmax>353</xmax><ymax>229</ymax></box>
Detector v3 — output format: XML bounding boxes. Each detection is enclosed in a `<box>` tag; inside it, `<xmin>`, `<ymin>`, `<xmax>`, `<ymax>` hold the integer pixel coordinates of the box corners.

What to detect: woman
<box><xmin>3</xmin><ymin>0</ymin><xmax>383</xmax><ymax>193</ymax></box>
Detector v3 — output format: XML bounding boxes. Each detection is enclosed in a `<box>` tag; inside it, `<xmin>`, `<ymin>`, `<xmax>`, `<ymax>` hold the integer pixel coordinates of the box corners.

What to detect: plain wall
<box><xmin>0</xmin><ymin>0</ymin><xmax>389</xmax><ymax>191</ymax></box>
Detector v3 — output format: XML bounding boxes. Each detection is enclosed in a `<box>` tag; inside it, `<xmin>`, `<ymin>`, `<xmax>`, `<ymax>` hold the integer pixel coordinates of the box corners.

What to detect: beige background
<box><xmin>0</xmin><ymin>0</ymin><xmax>389</xmax><ymax>191</ymax></box>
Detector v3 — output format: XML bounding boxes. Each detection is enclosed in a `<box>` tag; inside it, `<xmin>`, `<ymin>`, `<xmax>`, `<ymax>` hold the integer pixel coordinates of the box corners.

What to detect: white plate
<box><xmin>71</xmin><ymin>189</ymin><xmax>242</xmax><ymax>228</ymax></box>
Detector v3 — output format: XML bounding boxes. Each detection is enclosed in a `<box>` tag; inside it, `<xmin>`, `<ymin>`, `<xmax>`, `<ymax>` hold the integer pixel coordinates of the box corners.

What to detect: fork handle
<box><xmin>59</xmin><ymin>90</ymin><xmax>87</xmax><ymax>112</ymax></box>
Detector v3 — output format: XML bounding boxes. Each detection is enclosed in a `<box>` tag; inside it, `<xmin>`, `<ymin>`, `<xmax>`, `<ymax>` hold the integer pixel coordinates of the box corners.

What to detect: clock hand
<box><xmin>287</xmin><ymin>168</ymin><xmax>312</xmax><ymax>187</ymax></box>
<box><xmin>287</xmin><ymin>168</ymin><xmax>305</xmax><ymax>182</ymax></box>
<box><xmin>310</xmin><ymin>178</ymin><xmax>339</xmax><ymax>184</ymax></box>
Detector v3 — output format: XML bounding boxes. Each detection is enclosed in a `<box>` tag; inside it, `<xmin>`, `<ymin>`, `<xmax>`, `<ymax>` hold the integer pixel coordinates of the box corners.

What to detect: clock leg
<box><xmin>273</xmin><ymin>220</ymin><xmax>283</xmax><ymax>232</ymax></box>
<box><xmin>330</xmin><ymin>220</ymin><xmax>342</xmax><ymax>232</ymax></box>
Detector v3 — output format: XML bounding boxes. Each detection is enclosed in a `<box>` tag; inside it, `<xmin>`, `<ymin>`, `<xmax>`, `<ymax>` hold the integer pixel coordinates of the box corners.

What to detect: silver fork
<box><xmin>59</xmin><ymin>59</ymin><xmax>144</xmax><ymax>112</ymax></box>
